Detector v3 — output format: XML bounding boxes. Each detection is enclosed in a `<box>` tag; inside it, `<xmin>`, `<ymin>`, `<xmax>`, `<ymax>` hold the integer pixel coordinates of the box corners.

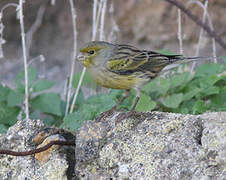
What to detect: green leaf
<box><xmin>195</xmin><ymin>63</ymin><xmax>226</xmax><ymax>77</ymax></box>
<box><xmin>169</xmin><ymin>72</ymin><xmax>193</xmax><ymax>90</ymax></box>
<box><xmin>136</xmin><ymin>93</ymin><xmax>156</xmax><ymax>112</ymax></box>
<box><xmin>199</xmin><ymin>75</ymin><xmax>221</xmax><ymax>88</ymax></box>
<box><xmin>0</xmin><ymin>101</ymin><xmax>20</xmax><ymax>126</ymax></box>
<box><xmin>15</xmin><ymin>68</ymin><xmax>37</xmax><ymax>91</ymax></box>
<box><xmin>72</xmin><ymin>71</ymin><xmax>96</xmax><ymax>89</ymax></box>
<box><xmin>0</xmin><ymin>84</ymin><xmax>10</xmax><ymax>102</ymax></box>
<box><xmin>117</xmin><ymin>90</ymin><xmax>135</xmax><ymax>110</ymax></box>
<box><xmin>157</xmin><ymin>77</ymin><xmax>170</xmax><ymax>95</ymax></box>
<box><xmin>32</xmin><ymin>80</ymin><xmax>55</xmax><ymax>92</ymax></box>
<box><xmin>192</xmin><ymin>100</ymin><xmax>207</xmax><ymax>114</ymax></box>
<box><xmin>143</xmin><ymin>78</ymin><xmax>160</xmax><ymax>93</ymax></box>
<box><xmin>183</xmin><ymin>87</ymin><xmax>201</xmax><ymax>101</ymax></box>
<box><xmin>201</xmin><ymin>86</ymin><xmax>220</xmax><ymax>96</ymax></box>
<box><xmin>86</xmin><ymin>93</ymin><xmax>116</xmax><ymax>114</ymax></box>
<box><xmin>60</xmin><ymin>111</ymin><xmax>92</xmax><ymax>131</ymax></box>
<box><xmin>7</xmin><ymin>90</ymin><xmax>24</xmax><ymax>107</ymax></box>
<box><xmin>0</xmin><ymin>124</ymin><xmax>8</xmax><ymax>134</ymax></box>
<box><xmin>210</xmin><ymin>87</ymin><xmax>226</xmax><ymax>111</ymax></box>
<box><xmin>30</xmin><ymin>93</ymin><xmax>63</xmax><ymax>116</ymax></box>
<box><xmin>162</xmin><ymin>93</ymin><xmax>183</xmax><ymax>108</ymax></box>
<box><xmin>222</xmin><ymin>56</ymin><xmax>226</xmax><ymax>63</ymax></box>
<box><xmin>71</xmin><ymin>90</ymin><xmax>85</xmax><ymax>108</ymax></box>
<box><xmin>180</xmin><ymin>100</ymin><xmax>196</xmax><ymax>114</ymax></box>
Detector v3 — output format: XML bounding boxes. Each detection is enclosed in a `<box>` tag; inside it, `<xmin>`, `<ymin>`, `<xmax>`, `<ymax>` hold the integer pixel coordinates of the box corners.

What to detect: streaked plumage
<box><xmin>77</xmin><ymin>41</ymin><xmax>211</xmax><ymax>114</ymax></box>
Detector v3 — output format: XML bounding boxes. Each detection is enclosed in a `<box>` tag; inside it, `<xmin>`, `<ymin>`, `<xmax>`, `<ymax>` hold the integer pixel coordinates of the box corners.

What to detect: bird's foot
<box><xmin>116</xmin><ymin>110</ymin><xmax>136</xmax><ymax>123</ymax></box>
<box><xmin>97</xmin><ymin>107</ymin><xmax>117</xmax><ymax>121</ymax></box>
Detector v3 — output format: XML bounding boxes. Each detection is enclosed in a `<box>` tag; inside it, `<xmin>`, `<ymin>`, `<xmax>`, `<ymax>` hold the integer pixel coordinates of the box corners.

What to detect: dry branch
<box><xmin>164</xmin><ymin>0</ymin><xmax>226</xmax><ymax>50</ymax></box>
<box><xmin>0</xmin><ymin>140</ymin><xmax>75</xmax><ymax>156</ymax></box>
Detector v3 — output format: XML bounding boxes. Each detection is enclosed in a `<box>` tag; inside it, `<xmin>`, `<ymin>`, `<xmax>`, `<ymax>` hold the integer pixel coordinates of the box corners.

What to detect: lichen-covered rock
<box><xmin>75</xmin><ymin>111</ymin><xmax>226</xmax><ymax>179</ymax></box>
<box><xmin>0</xmin><ymin>119</ymin><xmax>75</xmax><ymax>180</ymax></box>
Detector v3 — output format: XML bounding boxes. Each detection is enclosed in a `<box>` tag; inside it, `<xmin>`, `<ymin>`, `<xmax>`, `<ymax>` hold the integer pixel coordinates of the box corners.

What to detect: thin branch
<box><xmin>70</xmin><ymin>67</ymin><xmax>86</xmax><ymax>113</ymax></box>
<box><xmin>190</xmin><ymin>0</ymin><xmax>208</xmax><ymax>72</ymax></box>
<box><xmin>0</xmin><ymin>3</ymin><xmax>18</xmax><ymax>14</ymax></box>
<box><xmin>187</xmin><ymin>0</ymin><xmax>217</xmax><ymax>63</ymax></box>
<box><xmin>95</xmin><ymin>0</ymin><xmax>104</xmax><ymax>40</ymax></box>
<box><xmin>92</xmin><ymin>0</ymin><xmax>98</xmax><ymax>41</ymax></box>
<box><xmin>164</xmin><ymin>0</ymin><xmax>226</xmax><ymax>50</ymax></box>
<box><xmin>19</xmin><ymin>0</ymin><xmax>29</xmax><ymax>120</ymax></box>
<box><xmin>177</xmin><ymin>9</ymin><xmax>183</xmax><ymax>54</ymax></box>
<box><xmin>0</xmin><ymin>140</ymin><xmax>75</xmax><ymax>156</ymax></box>
<box><xmin>99</xmin><ymin>0</ymin><xmax>107</xmax><ymax>41</ymax></box>
<box><xmin>26</xmin><ymin>4</ymin><xmax>46</xmax><ymax>58</ymax></box>
<box><xmin>107</xmin><ymin>2</ymin><xmax>120</xmax><ymax>43</ymax></box>
<box><xmin>65</xmin><ymin>0</ymin><xmax>78</xmax><ymax>116</ymax></box>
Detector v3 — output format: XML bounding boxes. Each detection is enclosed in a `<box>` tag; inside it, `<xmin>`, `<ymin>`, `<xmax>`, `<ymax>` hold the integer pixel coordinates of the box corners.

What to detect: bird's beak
<box><xmin>77</xmin><ymin>53</ymin><xmax>86</xmax><ymax>62</ymax></box>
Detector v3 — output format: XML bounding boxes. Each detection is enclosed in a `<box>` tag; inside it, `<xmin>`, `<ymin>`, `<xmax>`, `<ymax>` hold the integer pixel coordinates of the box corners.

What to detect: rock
<box><xmin>0</xmin><ymin>119</ymin><xmax>75</xmax><ymax>180</ymax></box>
<box><xmin>75</xmin><ymin>111</ymin><xmax>226</xmax><ymax>179</ymax></box>
<box><xmin>0</xmin><ymin>112</ymin><xmax>225</xmax><ymax>179</ymax></box>
<box><xmin>35</xmin><ymin>134</ymin><xmax>66</xmax><ymax>163</ymax></box>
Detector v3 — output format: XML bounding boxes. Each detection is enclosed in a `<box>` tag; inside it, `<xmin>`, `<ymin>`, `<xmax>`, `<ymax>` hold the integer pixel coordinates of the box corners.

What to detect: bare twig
<box><xmin>0</xmin><ymin>140</ymin><xmax>75</xmax><ymax>156</ymax></box>
<box><xmin>0</xmin><ymin>3</ymin><xmax>18</xmax><ymax>13</ymax></box>
<box><xmin>190</xmin><ymin>0</ymin><xmax>208</xmax><ymax>72</ymax></box>
<box><xmin>107</xmin><ymin>2</ymin><xmax>119</xmax><ymax>43</ymax></box>
<box><xmin>65</xmin><ymin>0</ymin><xmax>78</xmax><ymax>116</ymax></box>
<box><xmin>19</xmin><ymin>0</ymin><xmax>29</xmax><ymax>120</ymax></box>
<box><xmin>177</xmin><ymin>9</ymin><xmax>183</xmax><ymax>54</ymax></box>
<box><xmin>70</xmin><ymin>67</ymin><xmax>86</xmax><ymax>113</ymax></box>
<box><xmin>0</xmin><ymin>4</ymin><xmax>19</xmax><ymax>59</ymax></box>
<box><xmin>187</xmin><ymin>0</ymin><xmax>217</xmax><ymax>64</ymax></box>
<box><xmin>164</xmin><ymin>0</ymin><xmax>226</xmax><ymax>50</ymax></box>
<box><xmin>92</xmin><ymin>0</ymin><xmax>98</xmax><ymax>41</ymax></box>
<box><xmin>26</xmin><ymin>4</ymin><xmax>46</xmax><ymax>58</ymax></box>
<box><xmin>99</xmin><ymin>0</ymin><xmax>107</xmax><ymax>41</ymax></box>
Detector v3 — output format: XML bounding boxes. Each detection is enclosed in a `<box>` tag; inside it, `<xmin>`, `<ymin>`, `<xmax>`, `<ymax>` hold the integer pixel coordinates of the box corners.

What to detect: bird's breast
<box><xmin>87</xmin><ymin>67</ymin><xmax>149</xmax><ymax>90</ymax></box>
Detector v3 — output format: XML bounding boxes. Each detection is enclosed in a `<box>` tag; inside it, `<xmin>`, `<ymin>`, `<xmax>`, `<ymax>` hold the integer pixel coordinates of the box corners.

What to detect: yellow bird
<box><xmin>77</xmin><ymin>41</ymin><xmax>212</xmax><ymax>116</ymax></box>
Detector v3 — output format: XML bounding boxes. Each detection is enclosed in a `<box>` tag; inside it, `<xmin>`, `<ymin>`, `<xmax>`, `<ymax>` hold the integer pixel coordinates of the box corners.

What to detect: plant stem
<box><xmin>177</xmin><ymin>9</ymin><xmax>183</xmax><ymax>54</ymax></box>
<box><xmin>19</xmin><ymin>0</ymin><xmax>29</xmax><ymax>120</ymax></box>
<box><xmin>66</xmin><ymin>0</ymin><xmax>78</xmax><ymax>115</ymax></box>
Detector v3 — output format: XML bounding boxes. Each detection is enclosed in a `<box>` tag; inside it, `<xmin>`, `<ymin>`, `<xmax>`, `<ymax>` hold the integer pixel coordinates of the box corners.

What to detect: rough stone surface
<box><xmin>0</xmin><ymin>112</ymin><xmax>225</xmax><ymax>179</ymax></box>
<box><xmin>0</xmin><ymin>119</ymin><xmax>75</xmax><ymax>180</ymax></box>
<box><xmin>75</xmin><ymin>111</ymin><xmax>226</xmax><ymax>179</ymax></box>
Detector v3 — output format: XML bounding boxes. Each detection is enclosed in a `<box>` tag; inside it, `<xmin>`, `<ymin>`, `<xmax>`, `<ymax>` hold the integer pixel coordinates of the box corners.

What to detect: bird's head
<box><xmin>77</xmin><ymin>41</ymin><xmax>115</xmax><ymax>68</ymax></box>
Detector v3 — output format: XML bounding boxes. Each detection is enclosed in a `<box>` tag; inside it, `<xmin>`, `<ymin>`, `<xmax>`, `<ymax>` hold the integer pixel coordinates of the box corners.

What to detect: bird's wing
<box><xmin>138</xmin><ymin>51</ymin><xmax>183</xmax><ymax>73</ymax></box>
<box><xmin>107</xmin><ymin>50</ymin><xmax>149</xmax><ymax>72</ymax></box>
<box><xmin>107</xmin><ymin>44</ymin><xmax>182</xmax><ymax>75</ymax></box>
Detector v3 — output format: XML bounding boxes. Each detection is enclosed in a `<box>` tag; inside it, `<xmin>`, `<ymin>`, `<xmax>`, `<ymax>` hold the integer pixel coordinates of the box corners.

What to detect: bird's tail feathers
<box><xmin>174</xmin><ymin>56</ymin><xmax>217</xmax><ymax>64</ymax></box>
<box><xmin>162</xmin><ymin>56</ymin><xmax>218</xmax><ymax>73</ymax></box>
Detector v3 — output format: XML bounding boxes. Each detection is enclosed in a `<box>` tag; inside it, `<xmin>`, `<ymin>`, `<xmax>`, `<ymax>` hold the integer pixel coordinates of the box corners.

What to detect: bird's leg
<box><xmin>116</xmin><ymin>89</ymin><xmax>141</xmax><ymax>122</ymax></box>
<box><xmin>98</xmin><ymin>90</ymin><xmax>130</xmax><ymax>120</ymax></box>
<box><xmin>112</xmin><ymin>89</ymin><xmax>130</xmax><ymax>110</ymax></box>
<box><xmin>130</xmin><ymin>96</ymin><xmax>140</xmax><ymax>112</ymax></box>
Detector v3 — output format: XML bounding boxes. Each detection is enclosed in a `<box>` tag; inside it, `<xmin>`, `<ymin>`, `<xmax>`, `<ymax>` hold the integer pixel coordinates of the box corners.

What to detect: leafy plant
<box><xmin>0</xmin><ymin>62</ymin><xmax>226</xmax><ymax>133</ymax></box>
<box><xmin>0</xmin><ymin>68</ymin><xmax>61</xmax><ymax>131</ymax></box>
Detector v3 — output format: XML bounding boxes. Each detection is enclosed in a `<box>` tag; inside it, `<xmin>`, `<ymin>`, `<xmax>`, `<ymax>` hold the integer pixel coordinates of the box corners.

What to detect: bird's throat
<box><xmin>82</xmin><ymin>58</ymin><xmax>93</xmax><ymax>68</ymax></box>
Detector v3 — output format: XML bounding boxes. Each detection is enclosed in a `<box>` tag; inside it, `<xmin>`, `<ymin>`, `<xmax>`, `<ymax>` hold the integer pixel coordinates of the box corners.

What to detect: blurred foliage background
<box><xmin>0</xmin><ymin>0</ymin><xmax>225</xmax><ymax>86</ymax></box>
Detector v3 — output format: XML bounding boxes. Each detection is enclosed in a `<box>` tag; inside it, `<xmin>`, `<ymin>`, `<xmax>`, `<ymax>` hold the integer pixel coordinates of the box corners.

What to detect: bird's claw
<box><xmin>97</xmin><ymin>107</ymin><xmax>117</xmax><ymax>121</ymax></box>
<box><xmin>116</xmin><ymin>110</ymin><xmax>136</xmax><ymax>123</ymax></box>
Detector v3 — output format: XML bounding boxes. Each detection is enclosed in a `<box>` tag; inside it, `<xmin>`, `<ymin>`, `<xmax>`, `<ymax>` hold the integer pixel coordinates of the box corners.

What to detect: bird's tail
<box><xmin>174</xmin><ymin>56</ymin><xmax>217</xmax><ymax>64</ymax></box>
<box><xmin>162</xmin><ymin>56</ymin><xmax>217</xmax><ymax>72</ymax></box>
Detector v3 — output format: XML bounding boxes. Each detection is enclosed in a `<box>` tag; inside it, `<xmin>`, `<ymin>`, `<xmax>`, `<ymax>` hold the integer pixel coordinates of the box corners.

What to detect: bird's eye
<box><xmin>88</xmin><ymin>50</ymin><xmax>95</xmax><ymax>55</ymax></box>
